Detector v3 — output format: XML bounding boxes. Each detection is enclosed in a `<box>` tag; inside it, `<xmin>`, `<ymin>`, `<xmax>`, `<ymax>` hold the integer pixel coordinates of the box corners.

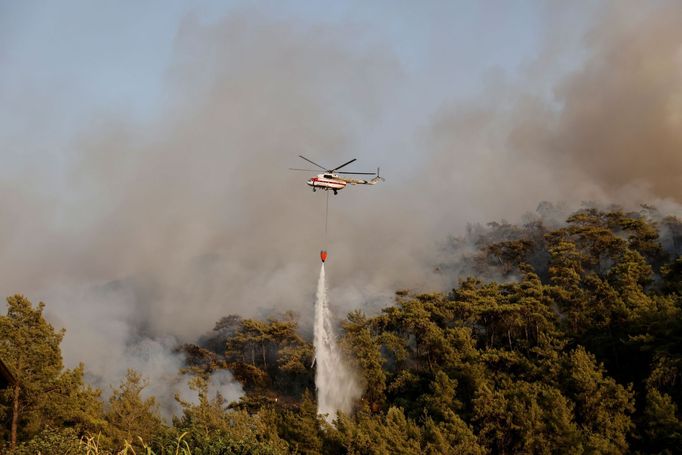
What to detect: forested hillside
<box><xmin>2</xmin><ymin>206</ymin><xmax>682</xmax><ymax>454</ymax></box>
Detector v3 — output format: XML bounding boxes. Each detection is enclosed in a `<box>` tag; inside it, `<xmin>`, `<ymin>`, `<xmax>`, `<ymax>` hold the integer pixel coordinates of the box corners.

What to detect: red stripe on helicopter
<box><xmin>312</xmin><ymin>178</ymin><xmax>346</xmax><ymax>187</ymax></box>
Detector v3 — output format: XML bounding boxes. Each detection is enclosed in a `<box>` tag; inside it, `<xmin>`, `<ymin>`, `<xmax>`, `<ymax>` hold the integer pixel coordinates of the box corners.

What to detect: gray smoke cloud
<box><xmin>2</xmin><ymin>1</ymin><xmax>682</xmax><ymax>411</ymax></box>
<box><xmin>420</xmin><ymin>0</ymin><xmax>682</xmax><ymax>223</ymax></box>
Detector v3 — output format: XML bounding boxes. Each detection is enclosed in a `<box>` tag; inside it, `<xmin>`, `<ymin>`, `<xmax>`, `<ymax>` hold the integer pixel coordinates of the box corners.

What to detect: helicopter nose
<box><xmin>306</xmin><ymin>179</ymin><xmax>314</xmax><ymax>186</ymax></box>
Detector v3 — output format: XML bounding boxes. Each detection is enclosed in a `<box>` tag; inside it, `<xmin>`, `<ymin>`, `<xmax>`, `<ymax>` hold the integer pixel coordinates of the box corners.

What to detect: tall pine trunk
<box><xmin>11</xmin><ymin>382</ymin><xmax>20</xmax><ymax>451</ymax></box>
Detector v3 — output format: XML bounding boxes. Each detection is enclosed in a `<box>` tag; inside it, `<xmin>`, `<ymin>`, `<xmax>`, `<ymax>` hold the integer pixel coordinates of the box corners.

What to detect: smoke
<box><xmin>314</xmin><ymin>264</ymin><xmax>361</xmax><ymax>421</ymax></box>
<box><xmin>2</xmin><ymin>1</ymin><xmax>682</xmax><ymax>411</ymax></box>
<box><xmin>420</xmin><ymin>0</ymin><xmax>682</xmax><ymax>225</ymax></box>
<box><xmin>113</xmin><ymin>338</ymin><xmax>242</xmax><ymax>420</ymax></box>
<box><xmin>549</xmin><ymin>2</ymin><xmax>682</xmax><ymax>200</ymax></box>
<box><xmin>173</xmin><ymin>369</ymin><xmax>244</xmax><ymax>419</ymax></box>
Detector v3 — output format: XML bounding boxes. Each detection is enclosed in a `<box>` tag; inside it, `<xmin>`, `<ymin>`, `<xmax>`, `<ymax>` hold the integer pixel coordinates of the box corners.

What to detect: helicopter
<box><xmin>290</xmin><ymin>155</ymin><xmax>384</xmax><ymax>195</ymax></box>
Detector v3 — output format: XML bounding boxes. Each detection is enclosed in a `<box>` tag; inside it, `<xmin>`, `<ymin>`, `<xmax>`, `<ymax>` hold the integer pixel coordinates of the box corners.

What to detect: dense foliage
<box><xmin>1</xmin><ymin>206</ymin><xmax>682</xmax><ymax>454</ymax></box>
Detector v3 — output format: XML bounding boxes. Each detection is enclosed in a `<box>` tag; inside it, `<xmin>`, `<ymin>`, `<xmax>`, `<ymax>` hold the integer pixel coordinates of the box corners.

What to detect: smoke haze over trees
<box><xmin>2</xmin><ymin>205</ymin><xmax>682</xmax><ymax>453</ymax></box>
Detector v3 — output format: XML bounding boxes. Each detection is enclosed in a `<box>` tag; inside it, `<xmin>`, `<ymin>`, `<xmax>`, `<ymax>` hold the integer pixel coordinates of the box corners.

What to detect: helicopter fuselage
<box><xmin>306</xmin><ymin>173</ymin><xmax>347</xmax><ymax>193</ymax></box>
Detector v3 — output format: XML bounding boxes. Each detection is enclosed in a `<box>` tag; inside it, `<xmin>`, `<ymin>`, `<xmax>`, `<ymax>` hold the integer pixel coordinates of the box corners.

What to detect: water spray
<box><xmin>313</xmin><ymin>264</ymin><xmax>360</xmax><ymax>422</ymax></box>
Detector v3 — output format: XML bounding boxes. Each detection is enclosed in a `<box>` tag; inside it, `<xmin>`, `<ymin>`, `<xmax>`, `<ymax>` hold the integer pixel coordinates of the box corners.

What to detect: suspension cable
<box><xmin>324</xmin><ymin>190</ymin><xmax>329</xmax><ymax>240</ymax></box>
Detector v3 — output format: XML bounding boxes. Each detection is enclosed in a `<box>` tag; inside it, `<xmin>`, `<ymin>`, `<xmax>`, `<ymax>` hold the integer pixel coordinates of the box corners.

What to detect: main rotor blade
<box><xmin>298</xmin><ymin>155</ymin><xmax>327</xmax><ymax>171</ymax></box>
<box><xmin>289</xmin><ymin>168</ymin><xmax>320</xmax><ymax>172</ymax></box>
<box><xmin>336</xmin><ymin>171</ymin><xmax>376</xmax><ymax>175</ymax></box>
<box><xmin>332</xmin><ymin>158</ymin><xmax>357</xmax><ymax>171</ymax></box>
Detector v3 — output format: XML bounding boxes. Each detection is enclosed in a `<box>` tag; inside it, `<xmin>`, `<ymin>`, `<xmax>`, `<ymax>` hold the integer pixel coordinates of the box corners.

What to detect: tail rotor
<box><xmin>371</xmin><ymin>167</ymin><xmax>385</xmax><ymax>184</ymax></box>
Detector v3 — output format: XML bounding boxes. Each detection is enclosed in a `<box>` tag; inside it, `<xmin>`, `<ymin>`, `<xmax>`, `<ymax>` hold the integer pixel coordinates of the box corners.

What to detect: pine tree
<box><xmin>561</xmin><ymin>347</ymin><xmax>634</xmax><ymax>453</ymax></box>
<box><xmin>105</xmin><ymin>369</ymin><xmax>164</xmax><ymax>449</ymax></box>
<box><xmin>0</xmin><ymin>295</ymin><xmax>103</xmax><ymax>450</ymax></box>
<box><xmin>641</xmin><ymin>387</ymin><xmax>682</xmax><ymax>453</ymax></box>
<box><xmin>342</xmin><ymin>310</ymin><xmax>387</xmax><ymax>410</ymax></box>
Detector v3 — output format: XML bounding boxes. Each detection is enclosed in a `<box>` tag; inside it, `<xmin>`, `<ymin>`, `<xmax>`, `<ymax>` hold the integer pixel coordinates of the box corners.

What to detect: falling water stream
<box><xmin>313</xmin><ymin>264</ymin><xmax>361</xmax><ymax>422</ymax></box>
